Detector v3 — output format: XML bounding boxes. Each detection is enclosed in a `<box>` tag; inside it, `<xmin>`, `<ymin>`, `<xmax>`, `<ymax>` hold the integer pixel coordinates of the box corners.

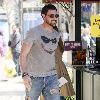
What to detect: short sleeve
<box><xmin>23</xmin><ymin>28</ymin><xmax>36</xmax><ymax>45</ymax></box>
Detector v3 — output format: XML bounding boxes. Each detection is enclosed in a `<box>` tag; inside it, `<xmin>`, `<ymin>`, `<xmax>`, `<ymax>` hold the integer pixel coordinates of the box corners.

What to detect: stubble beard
<box><xmin>46</xmin><ymin>20</ymin><xmax>57</xmax><ymax>27</ymax></box>
<box><xmin>51</xmin><ymin>20</ymin><xmax>57</xmax><ymax>27</ymax></box>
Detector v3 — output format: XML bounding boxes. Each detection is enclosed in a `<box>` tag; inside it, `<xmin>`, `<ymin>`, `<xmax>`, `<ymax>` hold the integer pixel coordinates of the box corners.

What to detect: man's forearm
<box><xmin>20</xmin><ymin>42</ymin><xmax>32</xmax><ymax>74</ymax></box>
<box><xmin>20</xmin><ymin>54</ymin><xmax>27</xmax><ymax>73</ymax></box>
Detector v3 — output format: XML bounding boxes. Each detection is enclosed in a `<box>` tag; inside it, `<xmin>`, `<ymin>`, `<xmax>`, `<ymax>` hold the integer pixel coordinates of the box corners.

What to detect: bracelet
<box><xmin>22</xmin><ymin>72</ymin><xmax>29</xmax><ymax>78</ymax></box>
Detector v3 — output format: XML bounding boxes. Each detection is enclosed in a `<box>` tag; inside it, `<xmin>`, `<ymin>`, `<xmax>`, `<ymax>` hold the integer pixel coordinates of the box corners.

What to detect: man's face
<box><xmin>43</xmin><ymin>10</ymin><xmax>59</xmax><ymax>27</ymax></box>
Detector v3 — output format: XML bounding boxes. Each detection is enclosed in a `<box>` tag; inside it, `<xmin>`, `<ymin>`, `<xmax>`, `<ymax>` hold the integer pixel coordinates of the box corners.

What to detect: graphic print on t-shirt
<box><xmin>41</xmin><ymin>35</ymin><xmax>57</xmax><ymax>54</ymax></box>
<box><xmin>41</xmin><ymin>36</ymin><xmax>57</xmax><ymax>44</ymax></box>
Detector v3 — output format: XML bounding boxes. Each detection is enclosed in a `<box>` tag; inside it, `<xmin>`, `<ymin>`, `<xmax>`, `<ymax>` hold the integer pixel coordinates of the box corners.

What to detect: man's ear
<box><xmin>41</xmin><ymin>14</ymin><xmax>45</xmax><ymax>20</ymax></box>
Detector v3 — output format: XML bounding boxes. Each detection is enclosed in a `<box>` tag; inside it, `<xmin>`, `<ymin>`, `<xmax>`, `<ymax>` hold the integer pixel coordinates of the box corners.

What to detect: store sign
<box><xmin>42</xmin><ymin>0</ymin><xmax>72</xmax><ymax>3</ymax></box>
<box><xmin>91</xmin><ymin>15</ymin><xmax>100</xmax><ymax>37</ymax></box>
<box><xmin>64</xmin><ymin>41</ymin><xmax>82</xmax><ymax>51</ymax></box>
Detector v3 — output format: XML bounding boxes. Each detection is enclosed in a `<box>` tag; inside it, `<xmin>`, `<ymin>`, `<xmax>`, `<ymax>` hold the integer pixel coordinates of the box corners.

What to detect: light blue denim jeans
<box><xmin>26</xmin><ymin>74</ymin><xmax>60</xmax><ymax>100</ymax></box>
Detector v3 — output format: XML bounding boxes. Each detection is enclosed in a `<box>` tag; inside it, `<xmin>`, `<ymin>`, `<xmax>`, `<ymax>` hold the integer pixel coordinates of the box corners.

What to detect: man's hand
<box><xmin>23</xmin><ymin>75</ymin><xmax>32</xmax><ymax>90</ymax></box>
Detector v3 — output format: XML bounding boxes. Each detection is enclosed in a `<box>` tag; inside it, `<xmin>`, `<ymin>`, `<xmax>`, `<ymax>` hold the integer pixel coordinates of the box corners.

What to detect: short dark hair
<box><xmin>41</xmin><ymin>4</ymin><xmax>57</xmax><ymax>15</ymax></box>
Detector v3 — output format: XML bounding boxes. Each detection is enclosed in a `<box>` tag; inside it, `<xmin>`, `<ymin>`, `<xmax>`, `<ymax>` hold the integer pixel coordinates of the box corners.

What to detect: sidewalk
<box><xmin>0</xmin><ymin>76</ymin><xmax>25</xmax><ymax>100</ymax></box>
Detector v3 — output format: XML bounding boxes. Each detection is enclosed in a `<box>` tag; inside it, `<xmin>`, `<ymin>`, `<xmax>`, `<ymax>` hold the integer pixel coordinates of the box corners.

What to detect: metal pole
<box><xmin>75</xmin><ymin>0</ymin><xmax>82</xmax><ymax>100</ymax></box>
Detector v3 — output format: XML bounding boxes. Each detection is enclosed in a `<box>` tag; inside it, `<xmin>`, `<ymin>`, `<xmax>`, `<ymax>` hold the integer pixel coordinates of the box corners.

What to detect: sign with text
<box><xmin>64</xmin><ymin>41</ymin><xmax>82</xmax><ymax>51</ymax></box>
<box><xmin>91</xmin><ymin>15</ymin><xmax>100</xmax><ymax>37</ymax></box>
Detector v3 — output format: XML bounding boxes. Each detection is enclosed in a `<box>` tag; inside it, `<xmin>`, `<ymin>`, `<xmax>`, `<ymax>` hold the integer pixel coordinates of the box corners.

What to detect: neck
<box><xmin>42</xmin><ymin>23</ymin><xmax>53</xmax><ymax>33</ymax></box>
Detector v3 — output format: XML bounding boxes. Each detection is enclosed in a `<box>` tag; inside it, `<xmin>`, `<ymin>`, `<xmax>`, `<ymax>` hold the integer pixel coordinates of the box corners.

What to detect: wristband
<box><xmin>22</xmin><ymin>72</ymin><xmax>29</xmax><ymax>78</ymax></box>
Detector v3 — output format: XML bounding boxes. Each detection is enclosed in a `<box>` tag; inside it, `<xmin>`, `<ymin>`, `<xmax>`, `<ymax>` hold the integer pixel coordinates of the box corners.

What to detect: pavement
<box><xmin>0</xmin><ymin>76</ymin><xmax>25</xmax><ymax>100</ymax></box>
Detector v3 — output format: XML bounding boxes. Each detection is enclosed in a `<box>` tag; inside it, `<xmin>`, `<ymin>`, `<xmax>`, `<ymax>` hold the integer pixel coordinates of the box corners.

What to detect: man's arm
<box><xmin>20</xmin><ymin>42</ymin><xmax>32</xmax><ymax>73</ymax></box>
<box><xmin>20</xmin><ymin>42</ymin><xmax>33</xmax><ymax>89</ymax></box>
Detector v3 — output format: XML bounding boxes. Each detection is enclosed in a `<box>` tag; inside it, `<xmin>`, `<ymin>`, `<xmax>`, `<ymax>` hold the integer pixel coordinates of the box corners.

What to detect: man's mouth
<box><xmin>52</xmin><ymin>20</ymin><xmax>57</xmax><ymax>23</ymax></box>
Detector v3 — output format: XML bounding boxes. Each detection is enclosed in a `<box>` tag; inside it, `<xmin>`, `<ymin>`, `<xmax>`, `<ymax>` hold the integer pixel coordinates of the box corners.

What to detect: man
<box><xmin>10</xmin><ymin>24</ymin><xmax>21</xmax><ymax>76</ymax></box>
<box><xmin>20</xmin><ymin>4</ymin><xmax>61</xmax><ymax>100</ymax></box>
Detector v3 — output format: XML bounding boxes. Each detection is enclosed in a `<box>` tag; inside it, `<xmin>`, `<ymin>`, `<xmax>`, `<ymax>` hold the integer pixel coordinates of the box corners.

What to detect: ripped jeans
<box><xmin>26</xmin><ymin>74</ymin><xmax>60</xmax><ymax>100</ymax></box>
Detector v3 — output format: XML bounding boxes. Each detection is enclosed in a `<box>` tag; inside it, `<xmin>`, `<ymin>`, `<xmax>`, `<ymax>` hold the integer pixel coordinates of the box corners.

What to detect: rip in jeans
<box><xmin>50</xmin><ymin>88</ymin><xmax>60</xmax><ymax>95</ymax></box>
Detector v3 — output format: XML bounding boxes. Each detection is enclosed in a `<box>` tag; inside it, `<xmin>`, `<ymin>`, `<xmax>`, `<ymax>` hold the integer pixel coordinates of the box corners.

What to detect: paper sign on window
<box><xmin>90</xmin><ymin>15</ymin><xmax>100</xmax><ymax>37</ymax></box>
